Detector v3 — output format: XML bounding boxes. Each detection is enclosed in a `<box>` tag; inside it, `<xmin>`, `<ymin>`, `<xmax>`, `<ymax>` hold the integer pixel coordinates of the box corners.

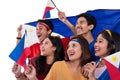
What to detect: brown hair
<box><xmin>65</xmin><ymin>35</ymin><xmax>92</xmax><ymax>66</ymax></box>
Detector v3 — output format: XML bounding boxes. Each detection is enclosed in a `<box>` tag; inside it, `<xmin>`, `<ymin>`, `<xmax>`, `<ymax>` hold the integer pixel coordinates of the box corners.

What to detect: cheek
<box><xmin>76</xmin><ymin>49</ymin><xmax>82</xmax><ymax>57</ymax></box>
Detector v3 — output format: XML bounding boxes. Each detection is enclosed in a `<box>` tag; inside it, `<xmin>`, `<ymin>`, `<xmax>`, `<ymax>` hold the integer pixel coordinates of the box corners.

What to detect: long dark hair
<box><xmin>65</xmin><ymin>35</ymin><xmax>92</xmax><ymax>67</ymax></box>
<box><xmin>33</xmin><ymin>36</ymin><xmax>64</xmax><ymax>77</ymax></box>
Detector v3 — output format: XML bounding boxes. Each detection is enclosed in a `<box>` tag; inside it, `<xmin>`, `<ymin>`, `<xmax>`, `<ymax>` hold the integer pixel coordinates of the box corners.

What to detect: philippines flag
<box><xmin>42</xmin><ymin>0</ymin><xmax>55</xmax><ymax>18</ymax></box>
<box><xmin>9</xmin><ymin>24</ymin><xmax>40</xmax><ymax>68</ymax></box>
<box><xmin>103</xmin><ymin>51</ymin><xmax>120</xmax><ymax>80</ymax></box>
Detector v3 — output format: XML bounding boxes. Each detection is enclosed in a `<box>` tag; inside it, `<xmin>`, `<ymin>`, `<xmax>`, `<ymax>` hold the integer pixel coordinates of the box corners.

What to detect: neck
<box><xmin>82</xmin><ymin>32</ymin><xmax>94</xmax><ymax>43</ymax></box>
<box><xmin>68</xmin><ymin>60</ymin><xmax>81</xmax><ymax>72</ymax></box>
<box><xmin>46</xmin><ymin>54</ymin><xmax>54</xmax><ymax>65</ymax></box>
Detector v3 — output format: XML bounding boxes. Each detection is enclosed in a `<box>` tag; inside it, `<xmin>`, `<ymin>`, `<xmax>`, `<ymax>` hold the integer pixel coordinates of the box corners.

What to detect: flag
<box><xmin>42</xmin><ymin>0</ymin><xmax>55</xmax><ymax>18</ymax></box>
<box><xmin>9</xmin><ymin>9</ymin><xmax>120</xmax><ymax>68</ymax></box>
<box><xmin>9</xmin><ymin>24</ymin><xmax>40</xmax><ymax>68</ymax></box>
<box><xmin>103</xmin><ymin>51</ymin><xmax>120</xmax><ymax>80</ymax></box>
<box><xmin>9</xmin><ymin>34</ymin><xmax>26</xmax><ymax>68</ymax></box>
<box><xmin>86</xmin><ymin>9</ymin><xmax>120</xmax><ymax>39</ymax></box>
<box><xmin>27</xmin><ymin>9</ymin><xmax>120</xmax><ymax>38</ymax></box>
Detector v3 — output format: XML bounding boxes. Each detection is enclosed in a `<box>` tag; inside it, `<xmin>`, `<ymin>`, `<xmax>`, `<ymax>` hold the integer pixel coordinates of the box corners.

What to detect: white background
<box><xmin>0</xmin><ymin>0</ymin><xmax>119</xmax><ymax>79</ymax></box>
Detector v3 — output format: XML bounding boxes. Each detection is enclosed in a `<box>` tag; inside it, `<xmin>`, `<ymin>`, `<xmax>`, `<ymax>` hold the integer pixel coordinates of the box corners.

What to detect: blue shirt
<box><xmin>89</xmin><ymin>40</ymin><xmax>100</xmax><ymax>61</ymax></box>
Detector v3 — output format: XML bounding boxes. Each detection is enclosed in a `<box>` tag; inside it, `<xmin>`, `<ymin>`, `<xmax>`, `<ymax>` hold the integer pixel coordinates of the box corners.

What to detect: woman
<box><xmin>12</xmin><ymin>36</ymin><xmax>65</xmax><ymax>80</ymax></box>
<box><xmin>83</xmin><ymin>30</ymin><xmax>120</xmax><ymax>80</ymax></box>
<box><xmin>44</xmin><ymin>35</ymin><xmax>92</xmax><ymax>80</ymax></box>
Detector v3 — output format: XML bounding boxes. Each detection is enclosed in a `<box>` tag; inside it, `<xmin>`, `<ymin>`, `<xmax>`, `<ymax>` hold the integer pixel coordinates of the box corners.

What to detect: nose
<box><xmin>94</xmin><ymin>42</ymin><xmax>98</xmax><ymax>48</ymax></box>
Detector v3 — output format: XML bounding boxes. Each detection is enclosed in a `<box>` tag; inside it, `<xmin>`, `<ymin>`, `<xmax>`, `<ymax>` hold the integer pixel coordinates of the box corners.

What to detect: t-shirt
<box><xmin>45</xmin><ymin>61</ymin><xmax>87</xmax><ymax>80</ymax></box>
<box><xmin>89</xmin><ymin>40</ymin><xmax>99</xmax><ymax>61</ymax></box>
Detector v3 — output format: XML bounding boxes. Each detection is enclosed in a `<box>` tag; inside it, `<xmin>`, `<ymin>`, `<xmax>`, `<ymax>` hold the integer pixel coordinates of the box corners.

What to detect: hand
<box><xmin>25</xmin><ymin>64</ymin><xmax>37</xmax><ymax>80</ymax></box>
<box><xmin>17</xmin><ymin>25</ymin><xmax>22</xmax><ymax>37</ymax></box>
<box><xmin>12</xmin><ymin>63</ymin><xmax>22</xmax><ymax>76</ymax></box>
<box><xmin>58</xmin><ymin>11</ymin><xmax>67</xmax><ymax>22</ymax></box>
<box><xmin>82</xmin><ymin>61</ymin><xmax>96</xmax><ymax>78</ymax></box>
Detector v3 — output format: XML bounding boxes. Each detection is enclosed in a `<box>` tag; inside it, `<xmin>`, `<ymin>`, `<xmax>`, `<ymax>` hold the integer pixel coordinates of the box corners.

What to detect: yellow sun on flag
<box><xmin>111</xmin><ymin>56</ymin><xmax>118</xmax><ymax>62</ymax></box>
<box><xmin>28</xmin><ymin>28</ymin><xmax>34</xmax><ymax>33</ymax></box>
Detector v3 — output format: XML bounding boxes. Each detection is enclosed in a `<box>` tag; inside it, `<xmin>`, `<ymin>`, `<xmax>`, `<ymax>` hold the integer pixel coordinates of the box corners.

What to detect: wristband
<box><xmin>16</xmin><ymin>37</ymin><xmax>21</xmax><ymax>39</ymax></box>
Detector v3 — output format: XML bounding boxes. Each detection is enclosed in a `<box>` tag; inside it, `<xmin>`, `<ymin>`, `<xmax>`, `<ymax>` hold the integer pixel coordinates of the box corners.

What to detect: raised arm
<box><xmin>58</xmin><ymin>11</ymin><xmax>77</xmax><ymax>36</ymax></box>
<box><xmin>16</xmin><ymin>25</ymin><xmax>22</xmax><ymax>44</ymax></box>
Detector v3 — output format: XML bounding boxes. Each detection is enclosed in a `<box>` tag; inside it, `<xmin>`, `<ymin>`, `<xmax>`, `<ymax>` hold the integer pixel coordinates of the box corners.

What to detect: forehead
<box><xmin>77</xmin><ymin>17</ymin><xmax>87</xmax><ymax>21</ymax></box>
<box><xmin>69</xmin><ymin>40</ymin><xmax>80</xmax><ymax>45</ymax></box>
<box><xmin>97</xmin><ymin>34</ymin><xmax>107</xmax><ymax>41</ymax></box>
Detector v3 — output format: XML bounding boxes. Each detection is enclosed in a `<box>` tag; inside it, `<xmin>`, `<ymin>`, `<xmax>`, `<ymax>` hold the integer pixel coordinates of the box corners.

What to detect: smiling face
<box><xmin>36</xmin><ymin>23</ymin><xmax>51</xmax><ymax>42</ymax></box>
<box><xmin>94</xmin><ymin>34</ymin><xmax>109</xmax><ymax>58</ymax></box>
<box><xmin>40</xmin><ymin>38</ymin><xmax>56</xmax><ymax>56</ymax></box>
<box><xmin>75</xmin><ymin>17</ymin><xmax>93</xmax><ymax>36</ymax></box>
<box><xmin>67</xmin><ymin>40</ymin><xmax>82</xmax><ymax>61</ymax></box>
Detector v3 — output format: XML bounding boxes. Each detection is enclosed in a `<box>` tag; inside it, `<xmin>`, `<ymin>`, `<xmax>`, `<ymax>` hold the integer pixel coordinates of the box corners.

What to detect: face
<box><xmin>36</xmin><ymin>23</ymin><xmax>51</xmax><ymax>42</ymax></box>
<box><xmin>40</xmin><ymin>38</ymin><xmax>56</xmax><ymax>56</ymax></box>
<box><xmin>94</xmin><ymin>34</ymin><xmax>109</xmax><ymax>57</ymax></box>
<box><xmin>67</xmin><ymin>40</ymin><xmax>82</xmax><ymax>61</ymax></box>
<box><xmin>75</xmin><ymin>17</ymin><xmax>92</xmax><ymax>36</ymax></box>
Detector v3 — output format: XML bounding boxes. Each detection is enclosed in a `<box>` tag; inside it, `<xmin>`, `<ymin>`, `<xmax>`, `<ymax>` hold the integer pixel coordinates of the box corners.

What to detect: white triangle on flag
<box><xmin>47</xmin><ymin>0</ymin><xmax>55</xmax><ymax>8</ymax></box>
<box><xmin>104</xmin><ymin>51</ymin><xmax>120</xmax><ymax>68</ymax></box>
<box><xmin>21</xmin><ymin>24</ymin><xmax>39</xmax><ymax>48</ymax></box>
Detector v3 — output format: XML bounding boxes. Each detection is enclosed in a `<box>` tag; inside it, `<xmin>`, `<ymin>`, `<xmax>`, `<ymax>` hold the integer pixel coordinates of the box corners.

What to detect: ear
<box><xmin>52</xmin><ymin>46</ymin><xmax>56</xmax><ymax>51</ymax></box>
<box><xmin>89</xmin><ymin>24</ymin><xmax>94</xmax><ymax>31</ymax></box>
<box><xmin>47</xmin><ymin>29</ymin><xmax>52</xmax><ymax>35</ymax></box>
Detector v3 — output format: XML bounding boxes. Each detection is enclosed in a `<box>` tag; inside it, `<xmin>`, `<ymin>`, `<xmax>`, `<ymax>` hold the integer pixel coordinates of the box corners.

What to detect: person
<box><xmin>44</xmin><ymin>35</ymin><xmax>92</xmax><ymax>80</ymax></box>
<box><xmin>16</xmin><ymin>19</ymin><xmax>54</xmax><ymax>58</ymax></box>
<box><xmin>12</xmin><ymin>36</ymin><xmax>65</xmax><ymax>80</ymax></box>
<box><xmin>82</xmin><ymin>30</ymin><xmax>120</xmax><ymax>80</ymax></box>
<box><xmin>58</xmin><ymin>11</ymin><xmax>99</xmax><ymax>61</ymax></box>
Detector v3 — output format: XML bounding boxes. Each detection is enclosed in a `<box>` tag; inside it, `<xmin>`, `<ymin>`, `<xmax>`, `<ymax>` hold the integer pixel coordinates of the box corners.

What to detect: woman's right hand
<box><xmin>82</xmin><ymin>61</ymin><xmax>96</xmax><ymax>79</ymax></box>
<box><xmin>12</xmin><ymin>63</ymin><xmax>22</xmax><ymax>76</ymax></box>
<box><xmin>25</xmin><ymin>64</ymin><xmax>37</xmax><ymax>80</ymax></box>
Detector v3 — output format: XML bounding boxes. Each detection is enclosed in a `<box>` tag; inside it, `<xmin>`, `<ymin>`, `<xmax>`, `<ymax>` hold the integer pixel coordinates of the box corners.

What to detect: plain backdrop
<box><xmin>0</xmin><ymin>0</ymin><xmax>119</xmax><ymax>79</ymax></box>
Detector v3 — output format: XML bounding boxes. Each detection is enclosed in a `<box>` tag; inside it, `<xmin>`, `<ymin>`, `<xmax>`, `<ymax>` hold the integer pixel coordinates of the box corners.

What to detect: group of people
<box><xmin>12</xmin><ymin>11</ymin><xmax>120</xmax><ymax>80</ymax></box>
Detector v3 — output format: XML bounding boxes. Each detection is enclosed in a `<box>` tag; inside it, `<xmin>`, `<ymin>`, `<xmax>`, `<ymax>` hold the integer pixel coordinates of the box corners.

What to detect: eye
<box><xmin>72</xmin><ymin>43</ymin><xmax>76</xmax><ymax>48</ymax></box>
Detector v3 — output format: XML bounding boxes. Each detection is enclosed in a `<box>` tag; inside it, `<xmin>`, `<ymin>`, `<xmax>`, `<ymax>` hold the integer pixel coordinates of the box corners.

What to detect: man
<box><xmin>58</xmin><ymin>11</ymin><xmax>99</xmax><ymax>61</ymax></box>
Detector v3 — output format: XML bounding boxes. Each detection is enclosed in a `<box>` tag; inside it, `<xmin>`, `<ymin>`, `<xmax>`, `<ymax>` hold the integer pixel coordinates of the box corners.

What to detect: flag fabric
<box><xmin>9</xmin><ymin>9</ymin><xmax>120</xmax><ymax>68</ymax></box>
<box><xmin>42</xmin><ymin>0</ymin><xmax>55</xmax><ymax>18</ymax></box>
<box><xmin>9</xmin><ymin>24</ymin><xmax>40</xmax><ymax>68</ymax></box>
<box><xmin>86</xmin><ymin>9</ymin><xmax>120</xmax><ymax>39</ymax></box>
<box><xmin>27</xmin><ymin>9</ymin><xmax>120</xmax><ymax>38</ymax></box>
<box><xmin>9</xmin><ymin>34</ymin><xmax>26</xmax><ymax>68</ymax></box>
<box><xmin>103</xmin><ymin>51</ymin><xmax>120</xmax><ymax>80</ymax></box>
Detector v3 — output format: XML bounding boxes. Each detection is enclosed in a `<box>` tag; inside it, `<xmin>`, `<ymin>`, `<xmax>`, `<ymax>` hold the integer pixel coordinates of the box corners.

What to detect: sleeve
<box><xmin>44</xmin><ymin>62</ymin><xmax>59</xmax><ymax>80</ymax></box>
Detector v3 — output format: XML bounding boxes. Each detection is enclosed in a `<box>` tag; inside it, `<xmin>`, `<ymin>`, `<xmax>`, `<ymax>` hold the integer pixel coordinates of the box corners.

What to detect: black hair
<box><xmin>33</xmin><ymin>36</ymin><xmax>64</xmax><ymax>77</ymax></box>
<box><xmin>77</xmin><ymin>13</ymin><xmax>96</xmax><ymax>31</ymax></box>
<box><xmin>37</xmin><ymin>19</ymin><xmax>54</xmax><ymax>32</ymax></box>
<box><xmin>98</xmin><ymin>30</ymin><xmax>120</xmax><ymax>55</ymax></box>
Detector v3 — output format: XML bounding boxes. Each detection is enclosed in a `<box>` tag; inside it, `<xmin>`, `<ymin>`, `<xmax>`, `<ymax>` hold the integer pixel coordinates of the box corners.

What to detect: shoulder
<box><xmin>53</xmin><ymin>60</ymin><xmax>66</xmax><ymax>67</ymax></box>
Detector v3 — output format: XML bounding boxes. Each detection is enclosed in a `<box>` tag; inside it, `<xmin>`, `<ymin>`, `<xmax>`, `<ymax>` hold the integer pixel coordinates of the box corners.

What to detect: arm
<box><xmin>16</xmin><ymin>25</ymin><xmax>22</xmax><ymax>44</ymax></box>
<box><xmin>58</xmin><ymin>11</ymin><xmax>77</xmax><ymax>36</ymax></box>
